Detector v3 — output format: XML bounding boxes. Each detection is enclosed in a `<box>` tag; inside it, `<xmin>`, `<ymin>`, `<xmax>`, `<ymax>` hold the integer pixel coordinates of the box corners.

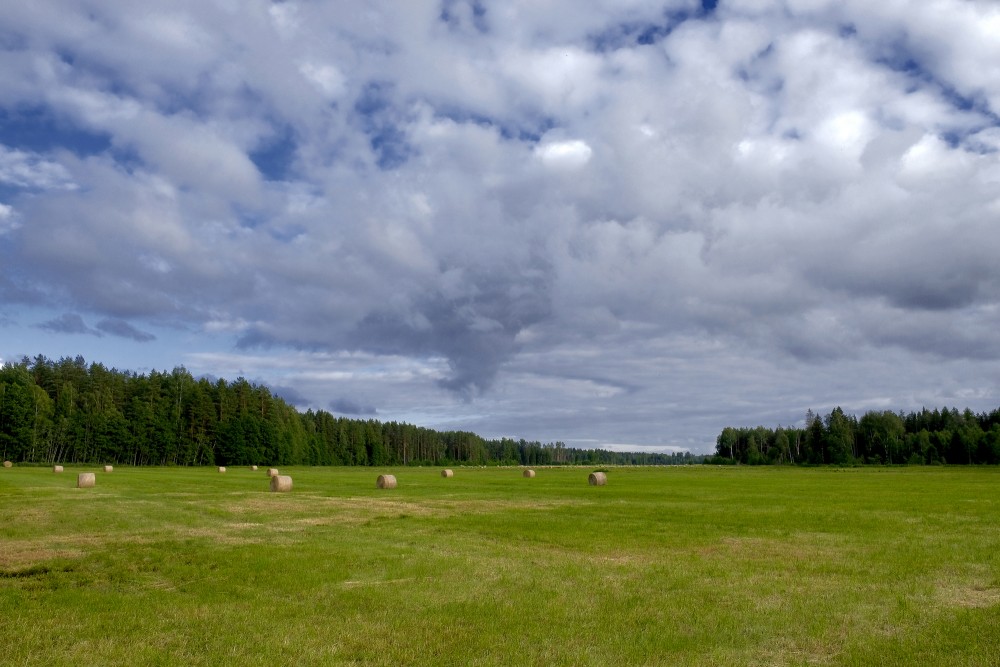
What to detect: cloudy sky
<box><xmin>2</xmin><ymin>0</ymin><xmax>999</xmax><ymax>454</ymax></box>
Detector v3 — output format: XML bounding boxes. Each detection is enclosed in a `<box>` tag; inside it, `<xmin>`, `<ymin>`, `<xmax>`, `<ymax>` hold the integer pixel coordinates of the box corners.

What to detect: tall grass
<box><xmin>1</xmin><ymin>466</ymin><xmax>998</xmax><ymax>665</ymax></box>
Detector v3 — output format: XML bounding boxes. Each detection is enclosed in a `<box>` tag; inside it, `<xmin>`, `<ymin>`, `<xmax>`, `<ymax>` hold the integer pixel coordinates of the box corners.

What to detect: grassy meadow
<box><xmin>1</xmin><ymin>465</ymin><xmax>998</xmax><ymax>666</ymax></box>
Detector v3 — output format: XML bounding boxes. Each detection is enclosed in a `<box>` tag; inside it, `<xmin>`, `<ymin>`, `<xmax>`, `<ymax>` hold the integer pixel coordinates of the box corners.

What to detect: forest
<box><xmin>0</xmin><ymin>355</ymin><xmax>693</xmax><ymax>467</ymax></box>
<box><xmin>713</xmin><ymin>406</ymin><xmax>1000</xmax><ymax>465</ymax></box>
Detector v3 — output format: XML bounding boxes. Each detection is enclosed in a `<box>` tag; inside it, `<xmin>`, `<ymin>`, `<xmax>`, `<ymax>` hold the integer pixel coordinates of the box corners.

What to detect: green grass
<box><xmin>1</xmin><ymin>465</ymin><xmax>998</xmax><ymax>666</ymax></box>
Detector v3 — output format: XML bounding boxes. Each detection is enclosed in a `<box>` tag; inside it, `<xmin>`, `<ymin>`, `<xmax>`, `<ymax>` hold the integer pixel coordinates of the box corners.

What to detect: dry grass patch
<box><xmin>167</xmin><ymin>525</ymin><xmax>270</xmax><ymax>546</ymax></box>
<box><xmin>222</xmin><ymin>494</ymin><xmax>576</xmax><ymax>528</ymax></box>
<box><xmin>0</xmin><ymin>504</ymin><xmax>54</xmax><ymax>525</ymax></box>
<box><xmin>341</xmin><ymin>576</ymin><xmax>426</xmax><ymax>589</ymax></box>
<box><xmin>744</xmin><ymin>637</ymin><xmax>839</xmax><ymax>667</ymax></box>
<box><xmin>940</xmin><ymin>584</ymin><xmax>1000</xmax><ymax>609</ymax></box>
<box><xmin>594</xmin><ymin>552</ymin><xmax>651</xmax><ymax>566</ymax></box>
<box><xmin>695</xmin><ymin>533</ymin><xmax>858</xmax><ymax>566</ymax></box>
<box><xmin>0</xmin><ymin>546</ymin><xmax>85</xmax><ymax>571</ymax></box>
<box><xmin>934</xmin><ymin>565</ymin><xmax>1000</xmax><ymax>609</ymax></box>
<box><xmin>224</xmin><ymin>495</ymin><xmax>449</xmax><ymax>521</ymax></box>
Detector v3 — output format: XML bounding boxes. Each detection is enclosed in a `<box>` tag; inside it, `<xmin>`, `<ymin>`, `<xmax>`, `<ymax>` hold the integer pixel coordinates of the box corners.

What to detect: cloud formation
<box><xmin>2</xmin><ymin>0</ymin><xmax>999</xmax><ymax>451</ymax></box>
<box><xmin>329</xmin><ymin>398</ymin><xmax>379</xmax><ymax>417</ymax></box>
<box><xmin>37</xmin><ymin>313</ymin><xmax>98</xmax><ymax>337</ymax></box>
<box><xmin>35</xmin><ymin>313</ymin><xmax>155</xmax><ymax>342</ymax></box>
<box><xmin>95</xmin><ymin>318</ymin><xmax>157</xmax><ymax>343</ymax></box>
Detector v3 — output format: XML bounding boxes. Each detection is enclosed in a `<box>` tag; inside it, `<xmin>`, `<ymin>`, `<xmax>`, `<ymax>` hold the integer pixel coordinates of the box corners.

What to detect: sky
<box><xmin>2</xmin><ymin>0</ymin><xmax>1000</xmax><ymax>455</ymax></box>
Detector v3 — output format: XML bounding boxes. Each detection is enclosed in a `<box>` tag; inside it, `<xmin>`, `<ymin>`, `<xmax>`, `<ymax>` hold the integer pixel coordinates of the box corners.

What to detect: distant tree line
<box><xmin>712</xmin><ymin>406</ymin><xmax>1000</xmax><ymax>465</ymax></box>
<box><xmin>0</xmin><ymin>356</ymin><xmax>696</xmax><ymax>467</ymax></box>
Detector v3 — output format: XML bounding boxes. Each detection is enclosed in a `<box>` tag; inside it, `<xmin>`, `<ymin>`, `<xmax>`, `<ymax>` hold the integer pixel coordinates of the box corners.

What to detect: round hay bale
<box><xmin>218</xmin><ymin>466</ymin><xmax>226</xmax><ymax>473</ymax></box>
<box><xmin>270</xmin><ymin>475</ymin><xmax>293</xmax><ymax>492</ymax></box>
<box><xmin>588</xmin><ymin>471</ymin><xmax>607</xmax><ymax>486</ymax></box>
<box><xmin>3</xmin><ymin>460</ymin><xmax>12</xmax><ymax>468</ymax></box>
<box><xmin>523</xmin><ymin>469</ymin><xmax>536</xmax><ymax>478</ymax></box>
<box><xmin>103</xmin><ymin>465</ymin><xmax>113</xmax><ymax>473</ymax></box>
<box><xmin>267</xmin><ymin>468</ymin><xmax>279</xmax><ymax>478</ymax></box>
<box><xmin>77</xmin><ymin>472</ymin><xmax>96</xmax><ymax>488</ymax></box>
<box><xmin>441</xmin><ymin>469</ymin><xmax>454</xmax><ymax>478</ymax></box>
<box><xmin>53</xmin><ymin>465</ymin><xmax>64</xmax><ymax>473</ymax></box>
<box><xmin>376</xmin><ymin>474</ymin><xmax>397</xmax><ymax>489</ymax></box>
<box><xmin>250</xmin><ymin>465</ymin><xmax>258</xmax><ymax>471</ymax></box>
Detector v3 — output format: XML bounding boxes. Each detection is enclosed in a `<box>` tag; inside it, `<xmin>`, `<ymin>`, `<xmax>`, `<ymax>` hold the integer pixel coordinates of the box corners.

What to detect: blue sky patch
<box><xmin>0</xmin><ymin>106</ymin><xmax>111</xmax><ymax>156</ymax></box>
<box><xmin>587</xmin><ymin>7</ymin><xmax>715</xmax><ymax>53</ymax></box>
<box><xmin>249</xmin><ymin>125</ymin><xmax>298</xmax><ymax>181</ymax></box>
<box><xmin>440</xmin><ymin>0</ymin><xmax>488</xmax><ymax>34</ymax></box>
<box><xmin>870</xmin><ymin>38</ymin><xmax>1000</xmax><ymax>144</ymax></box>
<box><xmin>431</xmin><ymin>106</ymin><xmax>555</xmax><ymax>144</ymax></box>
<box><xmin>267</xmin><ymin>224</ymin><xmax>306</xmax><ymax>243</ymax></box>
<box><xmin>354</xmin><ymin>82</ymin><xmax>414</xmax><ymax>170</ymax></box>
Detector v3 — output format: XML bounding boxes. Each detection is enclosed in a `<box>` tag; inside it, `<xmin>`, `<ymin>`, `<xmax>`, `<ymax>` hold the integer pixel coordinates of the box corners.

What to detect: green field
<box><xmin>1</xmin><ymin>466</ymin><xmax>998</xmax><ymax>666</ymax></box>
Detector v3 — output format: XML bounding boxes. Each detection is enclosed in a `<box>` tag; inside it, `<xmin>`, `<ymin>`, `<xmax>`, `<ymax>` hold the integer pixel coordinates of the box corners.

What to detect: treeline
<box><xmin>0</xmin><ymin>355</ymin><xmax>694</xmax><ymax>467</ymax></box>
<box><xmin>712</xmin><ymin>407</ymin><xmax>1000</xmax><ymax>465</ymax></box>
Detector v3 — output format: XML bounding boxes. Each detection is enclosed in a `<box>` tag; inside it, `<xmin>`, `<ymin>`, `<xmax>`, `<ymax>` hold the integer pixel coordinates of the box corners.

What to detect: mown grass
<box><xmin>1</xmin><ymin>465</ymin><xmax>998</xmax><ymax>666</ymax></box>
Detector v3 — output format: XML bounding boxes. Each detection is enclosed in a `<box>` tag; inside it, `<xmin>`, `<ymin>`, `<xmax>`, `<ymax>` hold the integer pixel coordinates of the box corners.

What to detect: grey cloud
<box><xmin>270</xmin><ymin>385</ymin><xmax>311</xmax><ymax>408</ymax></box>
<box><xmin>879</xmin><ymin>278</ymin><xmax>983</xmax><ymax>312</ymax></box>
<box><xmin>351</xmin><ymin>263</ymin><xmax>553</xmax><ymax>397</ymax></box>
<box><xmin>329</xmin><ymin>398</ymin><xmax>377</xmax><ymax>416</ymax></box>
<box><xmin>95</xmin><ymin>318</ymin><xmax>156</xmax><ymax>342</ymax></box>
<box><xmin>37</xmin><ymin>313</ymin><xmax>99</xmax><ymax>336</ymax></box>
<box><xmin>35</xmin><ymin>313</ymin><xmax>155</xmax><ymax>342</ymax></box>
<box><xmin>0</xmin><ymin>269</ymin><xmax>48</xmax><ymax>306</ymax></box>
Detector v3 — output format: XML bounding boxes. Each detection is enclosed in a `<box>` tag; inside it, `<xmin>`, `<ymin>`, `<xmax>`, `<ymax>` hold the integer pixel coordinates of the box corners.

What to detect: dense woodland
<box><xmin>0</xmin><ymin>356</ymin><xmax>693</xmax><ymax>467</ymax></box>
<box><xmin>713</xmin><ymin>407</ymin><xmax>1000</xmax><ymax>465</ymax></box>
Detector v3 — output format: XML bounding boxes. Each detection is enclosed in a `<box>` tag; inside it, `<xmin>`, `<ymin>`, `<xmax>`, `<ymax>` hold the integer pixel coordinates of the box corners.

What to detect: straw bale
<box><xmin>267</xmin><ymin>468</ymin><xmax>279</xmax><ymax>478</ymax></box>
<box><xmin>103</xmin><ymin>465</ymin><xmax>113</xmax><ymax>473</ymax></box>
<box><xmin>77</xmin><ymin>472</ymin><xmax>96</xmax><ymax>488</ymax></box>
<box><xmin>3</xmin><ymin>461</ymin><xmax>11</xmax><ymax>468</ymax></box>
<box><xmin>53</xmin><ymin>465</ymin><xmax>64</xmax><ymax>473</ymax></box>
<box><xmin>218</xmin><ymin>466</ymin><xmax>226</xmax><ymax>473</ymax></box>
<box><xmin>250</xmin><ymin>465</ymin><xmax>258</xmax><ymax>471</ymax></box>
<box><xmin>270</xmin><ymin>475</ymin><xmax>293</xmax><ymax>492</ymax></box>
<box><xmin>376</xmin><ymin>474</ymin><xmax>397</xmax><ymax>489</ymax></box>
<box><xmin>523</xmin><ymin>469</ymin><xmax>536</xmax><ymax>478</ymax></box>
<box><xmin>441</xmin><ymin>469</ymin><xmax>454</xmax><ymax>478</ymax></box>
<box><xmin>588</xmin><ymin>471</ymin><xmax>607</xmax><ymax>486</ymax></box>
